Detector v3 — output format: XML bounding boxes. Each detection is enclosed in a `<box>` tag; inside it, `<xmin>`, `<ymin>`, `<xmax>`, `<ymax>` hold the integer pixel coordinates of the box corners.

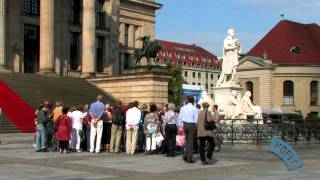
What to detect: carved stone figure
<box><xmin>198</xmin><ymin>91</ymin><xmax>215</xmax><ymax>112</ymax></box>
<box><xmin>241</xmin><ymin>91</ymin><xmax>262</xmax><ymax>119</ymax></box>
<box><xmin>216</xmin><ymin>29</ymin><xmax>241</xmax><ymax>87</ymax></box>
<box><xmin>134</xmin><ymin>36</ymin><xmax>163</xmax><ymax>65</ymax></box>
<box><xmin>224</xmin><ymin>90</ymin><xmax>246</xmax><ymax>119</ymax></box>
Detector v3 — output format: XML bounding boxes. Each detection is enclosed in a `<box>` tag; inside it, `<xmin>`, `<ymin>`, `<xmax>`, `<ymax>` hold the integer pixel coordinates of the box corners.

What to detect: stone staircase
<box><xmin>0</xmin><ymin>73</ymin><xmax>115</xmax><ymax>133</ymax></box>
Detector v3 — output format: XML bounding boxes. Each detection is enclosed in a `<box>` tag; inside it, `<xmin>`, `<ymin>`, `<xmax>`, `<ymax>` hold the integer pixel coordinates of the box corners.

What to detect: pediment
<box><xmin>238</xmin><ymin>59</ymin><xmax>266</xmax><ymax>69</ymax></box>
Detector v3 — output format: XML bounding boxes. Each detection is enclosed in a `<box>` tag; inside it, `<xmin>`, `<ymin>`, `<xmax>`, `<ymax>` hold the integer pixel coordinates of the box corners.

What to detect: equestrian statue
<box><xmin>134</xmin><ymin>36</ymin><xmax>163</xmax><ymax>65</ymax></box>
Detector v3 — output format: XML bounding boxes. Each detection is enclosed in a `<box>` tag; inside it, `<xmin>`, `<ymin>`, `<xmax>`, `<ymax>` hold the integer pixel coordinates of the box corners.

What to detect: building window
<box><xmin>96</xmin><ymin>36</ymin><xmax>105</xmax><ymax>72</ymax></box>
<box><xmin>211</xmin><ymin>84</ymin><xmax>214</xmax><ymax>88</ymax></box>
<box><xmin>205</xmin><ymin>83</ymin><xmax>208</xmax><ymax>90</ymax></box>
<box><xmin>283</xmin><ymin>80</ymin><xmax>294</xmax><ymax>105</ymax></box>
<box><xmin>124</xmin><ymin>24</ymin><xmax>129</xmax><ymax>48</ymax></box>
<box><xmin>310</xmin><ymin>81</ymin><xmax>318</xmax><ymax>105</ymax></box>
<box><xmin>192</xmin><ymin>72</ymin><xmax>195</xmax><ymax>78</ymax></box>
<box><xmin>246</xmin><ymin>81</ymin><xmax>254</xmax><ymax>102</ymax></box>
<box><xmin>24</xmin><ymin>0</ymin><xmax>40</xmax><ymax>16</ymax></box>
<box><xmin>184</xmin><ymin>71</ymin><xmax>188</xmax><ymax>77</ymax></box>
<box><xmin>69</xmin><ymin>32</ymin><xmax>79</xmax><ymax>70</ymax></box>
<box><xmin>189</xmin><ymin>55</ymin><xmax>193</xmax><ymax>60</ymax></box>
<box><xmin>198</xmin><ymin>72</ymin><xmax>201</xmax><ymax>79</ymax></box>
<box><xmin>96</xmin><ymin>0</ymin><xmax>105</xmax><ymax>29</ymax></box>
<box><xmin>69</xmin><ymin>0</ymin><xmax>81</xmax><ymax>24</ymax></box>
<box><xmin>211</xmin><ymin>74</ymin><xmax>214</xmax><ymax>79</ymax></box>
<box><xmin>156</xmin><ymin>59</ymin><xmax>161</xmax><ymax>64</ymax></box>
<box><xmin>211</xmin><ymin>94</ymin><xmax>214</xmax><ymax>99</ymax></box>
<box><xmin>168</xmin><ymin>52</ymin><xmax>172</xmax><ymax>57</ymax></box>
<box><xmin>198</xmin><ymin>83</ymin><xmax>201</xmax><ymax>86</ymax></box>
<box><xmin>133</xmin><ymin>26</ymin><xmax>138</xmax><ymax>48</ymax></box>
<box><xmin>124</xmin><ymin>53</ymin><xmax>130</xmax><ymax>70</ymax></box>
<box><xmin>192</xmin><ymin>82</ymin><xmax>195</xmax><ymax>85</ymax></box>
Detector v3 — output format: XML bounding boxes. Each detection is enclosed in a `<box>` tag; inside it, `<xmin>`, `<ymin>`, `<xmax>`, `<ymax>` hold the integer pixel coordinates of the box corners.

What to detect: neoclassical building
<box><xmin>236</xmin><ymin>20</ymin><xmax>320</xmax><ymax>117</ymax></box>
<box><xmin>0</xmin><ymin>0</ymin><xmax>161</xmax><ymax>77</ymax></box>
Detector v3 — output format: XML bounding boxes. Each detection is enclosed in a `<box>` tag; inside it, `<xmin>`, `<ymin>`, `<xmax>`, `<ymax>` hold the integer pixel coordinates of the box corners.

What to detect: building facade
<box><xmin>156</xmin><ymin>40</ymin><xmax>221</xmax><ymax>99</ymax></box>
<box><xmin>236</xmin><ymin>20</ymin><xmax>320</xmax><ymax>117</ymax></box>
<box><xmin>0</xmin><ymin>0</ymin><xmax>161</xmax><ymax>77</ymax></box>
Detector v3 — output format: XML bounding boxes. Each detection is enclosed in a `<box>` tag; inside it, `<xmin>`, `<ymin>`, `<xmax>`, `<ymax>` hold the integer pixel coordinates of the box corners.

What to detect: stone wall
<box><xmin>88</xmin><ymin>66</ymin><xmax>171</xmax><ymax>106</ymax></box>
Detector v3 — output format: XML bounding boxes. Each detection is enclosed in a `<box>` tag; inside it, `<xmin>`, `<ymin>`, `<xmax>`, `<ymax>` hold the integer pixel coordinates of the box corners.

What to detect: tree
<box><xmin>166</xmin><ymin>62</ymin><xmax>186</xmax><ymax>107</ymax></box>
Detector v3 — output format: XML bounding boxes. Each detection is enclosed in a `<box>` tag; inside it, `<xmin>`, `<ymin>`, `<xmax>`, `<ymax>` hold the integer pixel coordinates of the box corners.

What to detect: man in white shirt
<box><xmin>125</xmin><ymin>101</ymin><xmax>141</xmax><ymax>155</ymax></box>
<box><xmin>179</xmin><ymin>96</ymin><xmax>199</xmax><ymax>163</ymax></box>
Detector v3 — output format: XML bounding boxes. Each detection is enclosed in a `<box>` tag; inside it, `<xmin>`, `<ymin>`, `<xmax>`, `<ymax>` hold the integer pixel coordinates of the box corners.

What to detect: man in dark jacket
<box><xmin>36</xmin><ymin>105</ymin><xmax>50</xmax><ymax>152</ymax></box>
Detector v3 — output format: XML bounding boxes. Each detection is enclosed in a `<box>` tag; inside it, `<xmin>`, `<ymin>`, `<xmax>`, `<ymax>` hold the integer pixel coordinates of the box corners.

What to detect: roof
<box><xmin>241</xmin><ymin>56</ymin><xmax>278</xmax><ymax>68</ymax></box>
<box><xmin>156</xmin><ymin>40</ymin><xmax>220</xmax><ymax>69</ymax></box>
<box><xmin>246</xmin><ymin>20</ymin><xmax>320</xmax><ymax>65</ymax></box>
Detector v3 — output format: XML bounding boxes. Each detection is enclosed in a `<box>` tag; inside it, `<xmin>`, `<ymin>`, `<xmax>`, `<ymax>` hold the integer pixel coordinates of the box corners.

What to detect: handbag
<box><xmin>176</xmin><ymin>128</ymin><xmax>186</xmax><ymax>147</ymax></box>
<box><xmin>155</xmin><ymin>132</ymin><xmax>164</xmax><ymax>147</ymax></box>
<box><xmin>204</xmin><ymin>110</ymin><xmax>216</xmax><ymax>130</ymax></box>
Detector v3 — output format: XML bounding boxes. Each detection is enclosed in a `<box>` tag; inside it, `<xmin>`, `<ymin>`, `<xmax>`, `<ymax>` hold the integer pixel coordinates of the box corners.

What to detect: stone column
<box><xmin>128</xmin><ymin>25</ymin><xmax>134</xmax><ymax>48</ymax></box>
<box><xmin>82</xmin><ymin>0</ymin><xmax>96</xmax><ymax>77</ymax></box>
<box><xmin>0</xmin><ymin>0</ymin><xmax>6</xmax><ymax>70</ymax></box>
<box><xmin>39</xmin><ymin>0</ymin><xmax>55</xmax><ymax>74</ymax></box>
<box><xmin>119</xmin><ymin>22</ymin><xmax>125</xmax><ymax>47</ymax></box>
<box><xmin>135</xmin><ymin>26</ymin><xmax>141</xmax><ymax>48</ymax></box>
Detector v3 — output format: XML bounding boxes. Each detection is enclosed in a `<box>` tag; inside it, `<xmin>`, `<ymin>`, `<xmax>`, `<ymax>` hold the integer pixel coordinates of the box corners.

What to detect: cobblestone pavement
<box><xmin>0</xmin><ymin>133</ymin><xmax>319</xmax><ymax>180</ymax></box>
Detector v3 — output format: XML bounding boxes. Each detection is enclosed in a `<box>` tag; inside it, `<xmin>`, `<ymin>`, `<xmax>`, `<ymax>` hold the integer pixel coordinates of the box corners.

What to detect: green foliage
<box><xmin>305</xmin><ymin>113</ymin><xmax>320</xmax><ymax>122</ymax></box>
<box><xmin>166</xmin><ymin>62</ymin><xmax>186</xmax><ymax>107</ymax></box>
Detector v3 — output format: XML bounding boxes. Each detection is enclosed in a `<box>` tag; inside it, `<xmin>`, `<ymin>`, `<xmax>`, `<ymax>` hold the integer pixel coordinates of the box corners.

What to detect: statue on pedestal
<box><xmin>216</xmin><ymin>29</ymin><xmax>241</xmax><ymax>87</ymax></box>
<box><xmin>134</xmin><ymin>36</ymin><xmax>163</xmax><ymax>65</ymax></box>
<box><xmin>241</xmin><ymin>91</ymin><xmax>263</xmax><ymax>119</ymax></box>
<box><xmin>224</xmin><ymin>90</ymin><xmax>246</xmax><ymax>119</ymax></box>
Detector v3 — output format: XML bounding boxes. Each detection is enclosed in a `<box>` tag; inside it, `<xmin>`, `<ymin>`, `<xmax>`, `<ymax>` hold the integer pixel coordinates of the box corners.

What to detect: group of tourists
<box><xmin>34</xmin><ymin>95</ymin><xmax>220</xmax><ymax>165</ymax></box>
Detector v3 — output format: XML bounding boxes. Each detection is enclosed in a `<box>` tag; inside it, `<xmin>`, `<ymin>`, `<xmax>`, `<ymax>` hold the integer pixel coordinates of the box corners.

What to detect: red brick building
<box><xmin>156</xmin><ymin>40</ymin><xmax>221</xmax><ymax>99</ymax></box>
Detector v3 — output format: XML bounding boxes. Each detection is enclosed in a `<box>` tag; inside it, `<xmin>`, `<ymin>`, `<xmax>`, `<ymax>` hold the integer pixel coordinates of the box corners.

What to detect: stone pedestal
<box><xmin>213</xmin><ymin>86</ymin><xmax>242</xmax><ymax>113</ymax></box>
<box><xmin>88</xmin><ymin>66</ymin><xmax>171</xmax><ymax>106</ymax></box>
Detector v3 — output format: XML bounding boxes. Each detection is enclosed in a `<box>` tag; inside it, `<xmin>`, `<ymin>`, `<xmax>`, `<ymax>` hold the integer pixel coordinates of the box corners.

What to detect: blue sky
<box><xmin>155</xmin><ymin>0</ymin><xmax>320</xmax><ymax>57</ymax></box>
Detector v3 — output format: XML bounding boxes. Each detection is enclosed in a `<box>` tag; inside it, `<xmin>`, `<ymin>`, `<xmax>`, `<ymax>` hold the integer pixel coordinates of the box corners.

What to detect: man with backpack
<box><xmin>109</xmin><ymin>101</ymin><xmax>123</xmax><ymax>153</ymax></box>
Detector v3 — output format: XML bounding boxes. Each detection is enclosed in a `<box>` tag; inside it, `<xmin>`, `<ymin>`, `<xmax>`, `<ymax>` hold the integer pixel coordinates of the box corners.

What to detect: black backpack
<box><xmin>112</xmin><ymin>106</ymin><xmax>123</xmax><ymax>125</ymax></box>
<box><xmin>204</xmin><ymin>110</ymin><xmax>216</xmax><ymax>130</ymax></box>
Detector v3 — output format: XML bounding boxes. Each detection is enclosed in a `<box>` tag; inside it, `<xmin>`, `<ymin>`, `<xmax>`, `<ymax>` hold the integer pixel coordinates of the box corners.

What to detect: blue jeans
<box><xmin>36</xmin><ymin>124</ymin><xmax>47</xmax><ymax>151</ymax></box>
